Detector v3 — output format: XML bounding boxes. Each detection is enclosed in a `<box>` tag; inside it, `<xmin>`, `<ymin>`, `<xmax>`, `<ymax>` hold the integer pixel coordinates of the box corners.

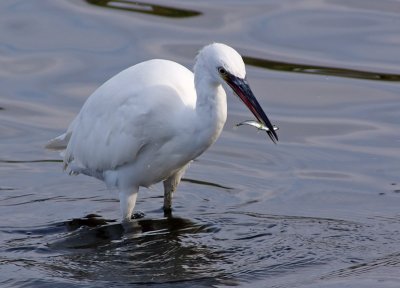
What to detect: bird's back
<box><xmin>60</xmin><ymin>59</ymin><xmax>197</xmax><ymax>179</ymax></box>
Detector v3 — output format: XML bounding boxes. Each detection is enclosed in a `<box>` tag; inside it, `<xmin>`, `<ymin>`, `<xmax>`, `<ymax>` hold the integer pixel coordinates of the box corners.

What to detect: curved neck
<box><xmin>192</xmin><ymin>63</ymin><xmax>227</xmax><ymax>149</ymax></box>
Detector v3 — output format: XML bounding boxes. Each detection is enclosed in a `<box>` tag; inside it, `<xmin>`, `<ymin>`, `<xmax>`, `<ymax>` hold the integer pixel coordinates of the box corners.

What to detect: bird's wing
<box><xmin>64</xmin><ymin>60</ymin><xmax>196</xmax><ymax>173</ymax></box>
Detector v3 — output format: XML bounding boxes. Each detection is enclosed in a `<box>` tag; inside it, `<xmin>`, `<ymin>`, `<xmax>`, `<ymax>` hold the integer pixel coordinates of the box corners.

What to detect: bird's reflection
<box><xmin>53</xmin><ymin>213</ymin><xmax>218</xmax><ymax>249</ymax></box>
<box><xmin>49</xmin><ymin>213</ymin><xmax>224</xmax><ymax>285</ymax></box>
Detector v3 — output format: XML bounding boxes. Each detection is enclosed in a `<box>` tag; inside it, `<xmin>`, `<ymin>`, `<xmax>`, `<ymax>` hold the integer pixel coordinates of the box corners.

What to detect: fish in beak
<box><xmin>226</xmin><ymin>74</ymin><xmax>278</xmax><ymax>143</ymax></box>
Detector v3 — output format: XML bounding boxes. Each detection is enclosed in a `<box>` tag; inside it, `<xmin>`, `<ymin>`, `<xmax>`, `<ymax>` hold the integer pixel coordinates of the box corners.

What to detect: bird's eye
<box><xmin>218</xmin><ymin>67</ymin><xmax>228</xmax><ymax>75</ymax></box>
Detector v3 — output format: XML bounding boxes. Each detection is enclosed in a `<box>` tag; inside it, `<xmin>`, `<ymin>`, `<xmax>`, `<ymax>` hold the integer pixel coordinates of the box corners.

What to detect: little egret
<box><xmin>47</xmin><ymin>43</ymin><xmax>278</xmax><ymax>222</ymax></box>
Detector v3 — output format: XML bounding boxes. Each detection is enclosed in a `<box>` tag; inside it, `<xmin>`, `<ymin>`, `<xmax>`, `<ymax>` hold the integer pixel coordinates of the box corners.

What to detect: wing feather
<box><xmin>63</xmin><ymin>60</ymin><xmax>196</xmax><ymax>173</ymax></box>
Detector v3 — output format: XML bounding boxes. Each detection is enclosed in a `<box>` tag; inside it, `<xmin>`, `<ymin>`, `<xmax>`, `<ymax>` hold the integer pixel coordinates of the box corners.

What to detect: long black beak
<box><xmin>227</xmin><ymin>76</ymin><xmax>278</xmax><ymax>143</ymax></box>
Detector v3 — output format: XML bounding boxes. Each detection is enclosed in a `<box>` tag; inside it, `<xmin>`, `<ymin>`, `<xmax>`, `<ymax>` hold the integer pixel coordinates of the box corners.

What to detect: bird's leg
<box><xmin>163</xmin><ymin>179</ymin><xmax>175</xmax><ymax>215</ymax></box>
<box><xmin>163</xmin><ymin>164</ymin><xmax>188</xmax><ymax>215</ymax></box>
<box><xmin>119</xmin><ymin>188</ymin><xmax>139</xmax><ymax>222</ymax></box>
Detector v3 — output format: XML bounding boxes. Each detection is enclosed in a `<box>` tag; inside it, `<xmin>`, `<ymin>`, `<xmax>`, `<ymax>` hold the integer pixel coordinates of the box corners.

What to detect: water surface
<box><xmin>1</xmin><ymin>0</ymin><xmax>400</xmax><ymax>287</ymax></box>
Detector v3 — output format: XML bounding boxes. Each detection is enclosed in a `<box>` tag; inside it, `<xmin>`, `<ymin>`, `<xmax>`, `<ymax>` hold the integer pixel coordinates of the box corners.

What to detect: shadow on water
<box><xmin>182</xmin><ymin>177</ymin><xmax>233</xmax><ymax>190</ymax></box>
<box><xmin>0</xmin><ymin>159</ymin><xmax>62</xmax><ymax>164</ymax></box>
<box><xmin>243</xmin><ymin>56</ymin><xmax>400</xmax><ymax>82</ymax></box>
<box><xmin>85</xmin><ymin>0</ymin><xmax>202</xmax><ymax>18</ymax></box>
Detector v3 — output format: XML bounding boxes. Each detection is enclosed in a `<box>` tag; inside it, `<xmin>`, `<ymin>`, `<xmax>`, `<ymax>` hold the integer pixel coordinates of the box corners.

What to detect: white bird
<box><xmin>46</xmin><ymin>43</ymin><xmax>278</xmax><ymax>222</ymax></box>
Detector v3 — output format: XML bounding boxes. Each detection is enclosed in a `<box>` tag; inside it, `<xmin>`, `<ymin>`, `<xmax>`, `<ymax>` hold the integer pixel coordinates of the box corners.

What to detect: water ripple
<box><xmin>85</xmin><ymin>0</ymin><xmax>202</xmax><ymax>18</ymax></box>
<box><xmin>1</xmin><ymin>211</ymin><xmax>400</xmax><ymax>286</ymax></box>
<box><xmin>244</xmin><ymin>56</ymin><xmax>400</xmax><ymax>81</ymax></box>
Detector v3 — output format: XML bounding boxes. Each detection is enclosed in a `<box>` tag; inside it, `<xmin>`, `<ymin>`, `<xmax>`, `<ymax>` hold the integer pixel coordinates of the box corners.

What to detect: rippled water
<box><xmin>1</xmin><ymin>0</ymin><xmax>400</xmax><ymax>287</ymax></box>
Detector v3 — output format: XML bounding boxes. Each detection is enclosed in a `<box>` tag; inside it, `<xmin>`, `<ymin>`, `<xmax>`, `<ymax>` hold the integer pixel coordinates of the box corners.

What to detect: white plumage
<box><xmin>47</xmin><ymin>43</ymin><xmax>277</xmax><ymax>222</ymax></box>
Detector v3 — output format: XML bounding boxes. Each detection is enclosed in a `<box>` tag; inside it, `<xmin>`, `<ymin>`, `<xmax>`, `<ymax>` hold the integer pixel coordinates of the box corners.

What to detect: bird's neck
<box><xmin>193</xmin><ymin>70</ymin><xmax>227</xmax><ymax>147</ymax></box>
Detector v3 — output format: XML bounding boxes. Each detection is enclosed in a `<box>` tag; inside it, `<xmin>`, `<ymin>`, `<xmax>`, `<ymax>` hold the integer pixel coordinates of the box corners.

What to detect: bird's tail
<box><xmin>45</xmin><ymin>132</ymin><xmax>71</xmax><ymax>150</ymax></box>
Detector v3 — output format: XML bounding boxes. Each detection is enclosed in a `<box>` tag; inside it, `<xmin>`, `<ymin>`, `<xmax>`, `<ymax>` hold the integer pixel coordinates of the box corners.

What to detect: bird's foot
<box><xmin>131</xmin><ymin>211</ymin><xmax>145</xmax><ymax>219</ymax></box>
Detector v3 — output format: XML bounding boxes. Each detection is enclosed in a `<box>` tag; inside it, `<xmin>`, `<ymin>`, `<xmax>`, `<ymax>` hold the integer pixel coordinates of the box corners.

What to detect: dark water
<box><xmin>1</xmin><ymin>0</ymin><xmax>400</xmax><ymax>287</ymax></box>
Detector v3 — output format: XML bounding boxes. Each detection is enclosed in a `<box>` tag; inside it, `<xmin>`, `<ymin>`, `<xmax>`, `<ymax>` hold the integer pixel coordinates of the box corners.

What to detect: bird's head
<box><xmin>196</xmin><ymin>43</ymin><xmax>278</xmax><ymax>143</ymax></box>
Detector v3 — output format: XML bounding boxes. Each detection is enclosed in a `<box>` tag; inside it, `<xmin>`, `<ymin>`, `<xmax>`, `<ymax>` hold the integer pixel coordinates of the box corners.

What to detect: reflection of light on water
<box><xmin>85</xmin><ymin>0</ymin><xmax>202</xmax><ymax>18</ymax></box>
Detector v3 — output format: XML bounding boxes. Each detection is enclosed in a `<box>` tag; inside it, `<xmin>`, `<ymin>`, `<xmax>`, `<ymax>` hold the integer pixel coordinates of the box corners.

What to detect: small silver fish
<box><xmin>236</xmin><ymin>120</ymin><xmax>279</xmax><ymax>132</ymax></box>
